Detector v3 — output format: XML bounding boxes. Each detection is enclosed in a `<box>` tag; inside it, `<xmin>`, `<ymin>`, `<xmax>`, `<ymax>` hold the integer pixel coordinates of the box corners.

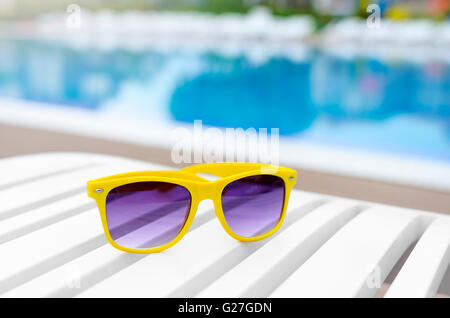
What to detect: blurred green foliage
<box><xmin>1</xmin><ymin>0</ymin><xmax>315</xmax><ymax>18</ymax></box>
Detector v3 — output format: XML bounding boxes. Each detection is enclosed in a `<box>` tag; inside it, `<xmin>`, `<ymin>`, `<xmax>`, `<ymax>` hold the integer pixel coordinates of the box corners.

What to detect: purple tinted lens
<box><xmin>105</xmin><ymin>182</ymin><xmax>191</xmax><ymax>249</ymax></box>
<box><xmin>221</xmin><ymin>175</ymin><xmax>285</xmax><ymax>237</ymax></box>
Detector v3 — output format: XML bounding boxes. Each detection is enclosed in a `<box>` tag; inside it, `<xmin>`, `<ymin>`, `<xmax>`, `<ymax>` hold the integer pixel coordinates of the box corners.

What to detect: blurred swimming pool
<box><xmin>0</xmin><ymin>39</ymin><xmax>449</xmax><ymax>162</ymax></box>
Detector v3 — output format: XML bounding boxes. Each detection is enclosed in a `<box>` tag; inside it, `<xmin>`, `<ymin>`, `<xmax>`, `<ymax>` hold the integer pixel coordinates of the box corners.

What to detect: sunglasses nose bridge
<box><xmin>197</xmin><ymin>182</ymin><xmax>219</xmax><ymax>201</ymax></box>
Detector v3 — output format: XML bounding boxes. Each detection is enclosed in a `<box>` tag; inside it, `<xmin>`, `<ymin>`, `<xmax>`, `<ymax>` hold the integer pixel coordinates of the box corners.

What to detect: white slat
<box><xmin>270</xmin><ymin>207</ymin><xmax>426</xmax><ymax>298</ymax></box>
<box><xmin>198</xmin><ymin>200</ymin><xmax>362</xmax><ymax>298</ymax></box>
<box><xmin>385</xmin><ymin>218</ymin><xmax>450</xmax><ymax>298</ymax></box>
<box><xmin>3</xmin><ymin>201</ymin><xmax>215</xmax><ymax>297</ymax></box>
<box><xmin>77</xmin><ymin>192</ymin><xmax>321</xmax><ymax>297</ymax></box>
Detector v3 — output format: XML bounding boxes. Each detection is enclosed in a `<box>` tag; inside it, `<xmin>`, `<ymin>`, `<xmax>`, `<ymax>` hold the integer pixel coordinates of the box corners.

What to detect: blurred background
<box><xmin>0</xmin><ymin>0</ymin><xmax>449</xmax><ymax>212</ymax></box>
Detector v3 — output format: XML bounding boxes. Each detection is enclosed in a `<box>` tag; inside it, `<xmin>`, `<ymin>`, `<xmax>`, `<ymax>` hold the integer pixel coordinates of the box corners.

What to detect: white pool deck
<box><xmin>1</xmin><ymin>98</ymin><xmax>449</xmax><ymax>193</ymax></box>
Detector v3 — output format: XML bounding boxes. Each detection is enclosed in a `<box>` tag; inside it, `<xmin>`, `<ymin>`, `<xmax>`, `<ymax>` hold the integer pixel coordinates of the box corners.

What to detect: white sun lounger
<box><xmin>0</xmin><ymin>152</ymin><xmax>448</xmax><ymax>298</ymax></box>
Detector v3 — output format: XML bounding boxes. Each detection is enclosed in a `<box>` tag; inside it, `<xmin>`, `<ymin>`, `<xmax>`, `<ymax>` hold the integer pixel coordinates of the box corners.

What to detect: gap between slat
<box><xmin>436</xmin><ymin>265</ymin><xmax>450</xmax><ymax>298</ymax></box>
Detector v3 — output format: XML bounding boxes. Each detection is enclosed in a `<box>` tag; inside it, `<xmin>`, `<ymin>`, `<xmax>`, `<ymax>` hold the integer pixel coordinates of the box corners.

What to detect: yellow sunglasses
<box><xmin>87</xmin><ymin>162</ymin><xmax>297</xmax><ymax>253</ymax></box>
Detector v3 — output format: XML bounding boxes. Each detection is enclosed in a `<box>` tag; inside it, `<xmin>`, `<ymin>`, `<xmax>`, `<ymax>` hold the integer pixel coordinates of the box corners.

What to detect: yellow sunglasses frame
<box><xmin>87</xmin><ymin>162</ymin><xmax>297</xmax><ymax>254</ymax></box>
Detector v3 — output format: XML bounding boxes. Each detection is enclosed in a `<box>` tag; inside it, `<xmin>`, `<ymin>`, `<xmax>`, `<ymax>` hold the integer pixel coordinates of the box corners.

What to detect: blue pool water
<box><xmin>0</xmin><ymin>39</ymin><xmax>449</xmax><ymax>161</ymax></box>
